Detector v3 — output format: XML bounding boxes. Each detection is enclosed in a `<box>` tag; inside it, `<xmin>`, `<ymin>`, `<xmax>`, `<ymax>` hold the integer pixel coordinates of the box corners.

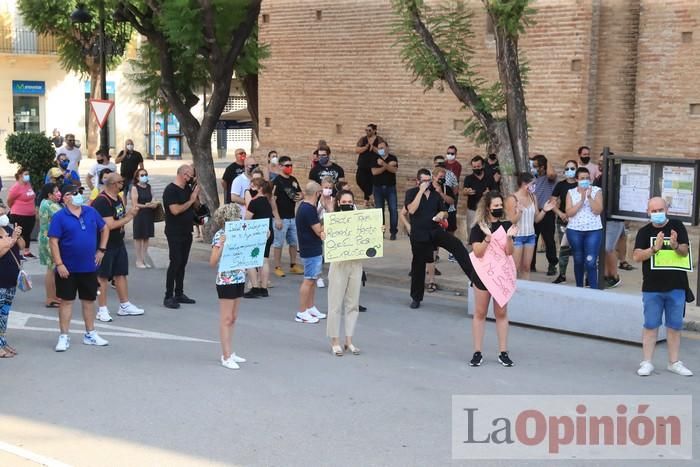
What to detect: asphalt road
<box><xmin>2</xmin><ymin>245</ymin><xmax>700</xmax><ymax>467</ymax></box>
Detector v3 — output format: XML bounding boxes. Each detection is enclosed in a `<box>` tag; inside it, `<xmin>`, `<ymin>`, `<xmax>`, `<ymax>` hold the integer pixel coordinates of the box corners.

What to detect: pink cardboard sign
<box><xmin>469</xmin><ymin>226</ymin><xmax>517</xmax><ymax>307</ymax></box>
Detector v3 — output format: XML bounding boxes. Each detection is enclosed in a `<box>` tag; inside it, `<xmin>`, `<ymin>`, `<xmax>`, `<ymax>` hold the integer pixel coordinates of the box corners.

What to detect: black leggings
<box><xmin>355</xmin><ymin>168</ymin><xmax>373</xmax><ymax>201</ymax></box>
<box><xmin>9</xmin><ymin>213</ymin><xmax>35</xmax><ymax>249</ymax></box>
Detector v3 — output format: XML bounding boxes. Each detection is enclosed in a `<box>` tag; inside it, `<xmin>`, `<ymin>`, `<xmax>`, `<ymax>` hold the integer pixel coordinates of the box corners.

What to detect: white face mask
<box><xmin>126</xmin><ymin>144</ymin><xmax>134</xmax><ymax>151</ymax></box>
<box><xmin>446</xmin><ymin>154</ymin><xmax>456</xmax><ymax>161</ymax></box>
<box><xmin>270</xmin><ymin>157</ymin><xmax>279</xmax><ymax>166</ymax></box>
<box><xmin>322</xmin><ymin>188</ymin><xmax>333</xmax><ymax>197</ymax></box>
<box><xmin>0</xmin><ymin>215</ymin><xmax>9</xmax><ymax>227</ymax></box>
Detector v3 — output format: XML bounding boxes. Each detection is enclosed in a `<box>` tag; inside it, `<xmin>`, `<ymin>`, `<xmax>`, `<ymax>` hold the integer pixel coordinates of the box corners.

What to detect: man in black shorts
<box><xmin>49</xmin><ymin>185</ymin><xmax>110</xmax><ymax>352</ymax></box>
<box><xmin>92</xmin><ymin>173</ymin><xmax>145</xmax><ymax>322</ymax></box>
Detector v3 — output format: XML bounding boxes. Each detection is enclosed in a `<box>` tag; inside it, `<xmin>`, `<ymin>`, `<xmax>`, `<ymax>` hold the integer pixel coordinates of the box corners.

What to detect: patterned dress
<box><xmin>39</xmin><ymin>199</ymin><xmax>62</xmax><ymax>267</ymax></box>
<box><xmin>212</xmin><ymin>229</ymin><xmax>246</xmax><ymax>285</ymax></box>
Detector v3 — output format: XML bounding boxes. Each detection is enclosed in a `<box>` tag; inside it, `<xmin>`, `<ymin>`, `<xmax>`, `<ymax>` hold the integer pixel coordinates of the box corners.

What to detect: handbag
<box><xmin>10</xmin><ymin>250</ymin><xmax>32</xmax><ymax>292</ymax></box>
<box><xmin>194</xmin><ymin>204</ymin><xmax>211</xmax><ymax>225</ymax></box>
<box><xmin>153</xmin><ymin>202</ymin><xmax>165</xmax><ymax>223</ymax></box>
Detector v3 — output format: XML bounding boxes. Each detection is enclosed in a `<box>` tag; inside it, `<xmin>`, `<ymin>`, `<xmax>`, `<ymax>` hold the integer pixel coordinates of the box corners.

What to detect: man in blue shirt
<box><xmin>49</xmin><ymin>185</ymin><xmax>110</xmax><ymax>352</ymax></box>
<box><xmin>294</xmin><ymin>181</ymin><xmax>327</xmax><ymax>324</ymax></box>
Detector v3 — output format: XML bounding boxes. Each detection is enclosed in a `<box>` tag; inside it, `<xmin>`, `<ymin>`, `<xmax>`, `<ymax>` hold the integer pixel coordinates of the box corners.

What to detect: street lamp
<box><xmin>70</xmin><ymin>2</ymin><xmax>129</xmax><ymax>156</ymax></box>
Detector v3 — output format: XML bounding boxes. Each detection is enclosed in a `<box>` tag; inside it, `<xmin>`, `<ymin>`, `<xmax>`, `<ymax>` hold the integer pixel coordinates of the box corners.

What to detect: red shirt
<box><xmin>445</xmin><ymin>160</ymin><xmax>462</xmax><ymax>179</ymax></box>
<box><xmin>8</xmin><ymin>182</ymin><xmax>36</xmax><ymax>216</ymax></box>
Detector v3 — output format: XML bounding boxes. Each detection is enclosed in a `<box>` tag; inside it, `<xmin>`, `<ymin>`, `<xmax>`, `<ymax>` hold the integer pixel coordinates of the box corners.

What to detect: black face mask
<box><xmin>437</xmin><ymin>178</ymin><xmax>446</xmax><ymax>185</ymax></box>
<box><xmin>473</xmin><ymin>168</ymin><xmax>484</xmax><ymax>175</ymax></box>
<box><xmin>491</xmin><ymin>208</ymin><xmax>504</xmax><ymax>218</ymax></box>
<box><xmin>249</xmin><ymin>189</ymin><xmax>258</xmax><ymax>197</ymax></box>
<box><xmin>97</xmin><ymin>159</ymin><xmax>105</xmax><ymax>165</ymax></box>
<box><xmin>580</xmin><ymin>157</ymin><xmax>590</xmax><ymax>164</ymax></box>
<box><xmin>338</xmin><ymin>204</ymin><xmax>354</xmax><ymax>212</ymax></box>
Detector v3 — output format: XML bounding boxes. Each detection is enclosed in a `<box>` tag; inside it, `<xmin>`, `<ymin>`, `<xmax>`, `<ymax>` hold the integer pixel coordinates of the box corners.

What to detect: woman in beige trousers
<box><xmin>326</xmin><ymin>190</ymin><xmax>363</xmax><ymax>356</ymax></box>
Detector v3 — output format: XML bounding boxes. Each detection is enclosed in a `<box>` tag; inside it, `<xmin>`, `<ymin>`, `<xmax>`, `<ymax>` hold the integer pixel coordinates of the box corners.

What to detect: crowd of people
<box><xmin>0</xmin><ymin>126</ymin><xmax>693</xmax><ymax>379</ymax></box>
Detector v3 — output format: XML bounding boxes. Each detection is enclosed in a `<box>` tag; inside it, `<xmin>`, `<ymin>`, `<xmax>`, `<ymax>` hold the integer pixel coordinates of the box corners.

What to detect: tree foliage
<box><xmin>5</xmin><ymin>132</ymin><xmax>57</xmax><ymax>192</ymax></box>
<box><xmin>118</xmin><ymin>0</ymin><xmax>264</xmax><ymax>226</ymax></box>
<box><xmin>392</xmin><ymin>0</ymin><xmax>534</xmax><ymax>182</ymax></box>
<box><xmin>18</xmin><ymin>0</ymin><xmax>132</xmax><ymax>77</ymax></box>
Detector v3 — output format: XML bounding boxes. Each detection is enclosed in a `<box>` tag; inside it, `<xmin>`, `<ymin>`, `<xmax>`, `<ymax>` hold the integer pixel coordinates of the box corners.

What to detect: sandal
<box><xmin>426</xmin><ymin>282</ymin><xmax>437</xmax><ymax>293</ymax></box>
<box><xmin>344</xmin><ymin>344</ymin><xmax>361</xmax><ymax>355</ymax></box>
<box><xmin>45</xmin><ymin>301</ymin><xmax>60</xmax><ymax>308</ymax></box>
<box><xmin>0</xmin><ymin>347</ymin><xmax>14</xmax><ymax>358</ymax></box>
<box><xmin>619</xmin><ymin>261</ymin><xmax>635</xmax><ymax>271</ymax></box>
<box><xmin>4</xmin><ymin>344</ymin><xmax>17</xmax><ymax>356</ymax></box>
<box><xmin>331</xmin><ymin>345</ymin><xmax>344</xmax><ymax>357</ymax></box>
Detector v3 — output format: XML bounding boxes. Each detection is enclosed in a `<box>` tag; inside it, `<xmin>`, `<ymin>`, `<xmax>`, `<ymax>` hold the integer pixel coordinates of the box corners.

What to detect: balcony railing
<box><xmin>0</xmin><ymin>27</ymin><xmax>58</xmax><ymax>55</ymax></box>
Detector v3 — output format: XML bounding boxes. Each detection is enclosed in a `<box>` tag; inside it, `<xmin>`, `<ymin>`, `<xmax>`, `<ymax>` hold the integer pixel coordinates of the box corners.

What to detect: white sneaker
<box><xmin>55</xmin><ymin>334</ymin><xmax>71</xmax><ymax>352</ymax></box>
<box><xmin>637</xmin><ymin>360</ymin><xmax>654</xmax><ymax>376</ymax></box>
<box><xmin>308</xmin><ymin>306</ymin><xmax>326</xmax><ymax>320</ymax></box>
<box><xmin>667</xmin><ymin>361</ymin><xmax>693</xmax><ymax>376</ymax></box>
<box><xmin>117</xmin><ymin>303</ymin><xmax>145</xmax><ymax>316</ymax></box>
<box><xmin>221</xmin><ymin>355</ymin><xmax>240</xmax><ymax>370</ymax></box>
<box><xmin>96</xmin><ymin>308</ymin><xmax>113</xmax><ymax>322</ymax></box>
<box><xmin>316</xmin><ymin>277</ymin><xmax>325</xmax><ymax>288</ymax></box>
<box><xmin>230</xmin><ymin>353</ymin><xmax>247</xmax><ymax>363</ymax></box>
<box><xmin>83</xmin><ymin>331</ymin><xmax>109</xmax><ymax>346</ymax></box>
<box><xmin>295</xmin><ymin>310</ymin><xmax>320</xmax><ymax>324</ymax></box>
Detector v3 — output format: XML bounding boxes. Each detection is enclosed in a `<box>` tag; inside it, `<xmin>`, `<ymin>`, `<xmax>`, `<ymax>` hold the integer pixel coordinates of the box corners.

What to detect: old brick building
<box><xmin>257</xmin><ymin>0</ymin><xmax>699</xmax><ymax>182</ymax></box>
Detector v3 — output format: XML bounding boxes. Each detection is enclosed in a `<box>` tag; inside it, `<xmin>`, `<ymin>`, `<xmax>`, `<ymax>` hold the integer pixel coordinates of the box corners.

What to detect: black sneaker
<box><xmin>552</xmin><ymin>275</ymin><xmax>566</xmax><ymax>284</ymax></box>
<box><xmin>359</xmin><ymin>305</ymin><xmax>367</xmax><ymax>312</ymax></box>
<box><xmin>546</xmin><ymin>264</ymin><xmax>557</xmax><ymax>276</ymax></box>
<box><xmin>389</xmin><ymin>233</ymin><xmax>397</xmax><ymax>241</ymax></box>
<box><xmin>258</xmin><ymin>288</ymin><xmax>269</xmax><ymax>297</ymax></box>
<box><xmin>498</xmin><ymin>352</ymin><xmax>514</xmax><ymax>367</ymax></box>
<box><xmin>606</xmin><ymin>276</ymin><xmax>622</xmax><ymax>289</ymax></box>
<box><xmin>175</xmin><ymin>294</ymin><xmax>196</xmax><ymax>304</ymax></box>
<box><xmin>469</xmin><ymin>351</ymin><xmax>483</xmax><ymax>367</ymax></box>
<box><xmin>409</xmin><ymin>300</ymin><xmax>420</xmax><ymax>309</ymax></box>
<box><xmin>243</xmin><ymin>288</ymin><xmax>260</xmax><ymax>298</ymax></box>
<box><xmin>434</xmin><ymin>268</ymin><xmax>442</xmax><ymax>276</ymax></box>
<box><xmin>163</xmin><ymin>297</ymin><xmax>180</xmax><ymax>309</ymax></box>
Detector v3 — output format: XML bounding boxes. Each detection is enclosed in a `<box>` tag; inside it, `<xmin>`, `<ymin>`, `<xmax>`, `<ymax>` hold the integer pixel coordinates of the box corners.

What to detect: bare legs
<box><xmin>218</xmin><ymin>298</ymin><xmax>240</xmax><ymax>360</ymax></box>
<box><xmin>299</xmin><ymin>278</ymin><xmax>316</xmax><ymax>312</ymax></box>
<box><xmin>58</xmin><ymin>300</ymin><xmax>96</xmax><ymax>333</ymax></box>
<box><xmin>471</xmin><ymin>287</ymin><xmax>509</xmax><ymax>353</ymax></box>
<box><xmin>98</xmin><ymin>276</ymin><xmax>129</xmax><ymax>307</ymax></box>
<box><xmin>642</xmin><ymin>328</ymin><xmax>681</xmax><ymax>364</ymax></box>
<box><xmin>45</xmin><ymin>268</ymin><xmax>58</xmax><ymax>305</ymax></box>
<box><xmin>513</xmin><ymin>245</ymin><xmax>534</xmax><ymax>280</ymax></box>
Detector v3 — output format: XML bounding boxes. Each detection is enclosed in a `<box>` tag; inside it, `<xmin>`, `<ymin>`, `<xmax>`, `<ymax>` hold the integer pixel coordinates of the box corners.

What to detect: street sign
<box><xmin>89</xmin><ymin>99</ymin><xmax>115</xmax><ymax>129</ymax></box>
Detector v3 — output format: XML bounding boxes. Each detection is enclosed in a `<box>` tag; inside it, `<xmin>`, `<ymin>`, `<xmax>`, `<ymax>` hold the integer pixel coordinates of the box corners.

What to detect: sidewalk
<box><xmin>145</xmin><ymin>222</ymin><xmax>700</xmax><ymax>333</ymax></box>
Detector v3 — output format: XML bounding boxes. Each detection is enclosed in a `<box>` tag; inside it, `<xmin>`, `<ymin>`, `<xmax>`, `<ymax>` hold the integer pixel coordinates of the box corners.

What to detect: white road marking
<box><xmin>0</xmin><ymin>440</ymin><xmax>72</xmax><ymax>467</ymax></box>
<box><xmin>8</xmin><ymin>311</ymin><xmax>215</xmax><ymax>343</ymax></box>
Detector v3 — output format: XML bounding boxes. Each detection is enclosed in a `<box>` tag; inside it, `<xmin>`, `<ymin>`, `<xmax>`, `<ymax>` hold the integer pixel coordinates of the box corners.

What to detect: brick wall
<box><xmin>633</xmin><ymin>0</ymin><xmax>700</xmax><ymax>159</ymax></box>
<box><xmin>257</xmin><ymin>0</ymin><xmax>699</xmax><ymax>183</ymax></box>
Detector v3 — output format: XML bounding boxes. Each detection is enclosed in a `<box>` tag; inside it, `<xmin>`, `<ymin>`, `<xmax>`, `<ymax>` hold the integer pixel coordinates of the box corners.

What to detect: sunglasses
<box><xmin>447</xmin><ymin>152</ymin><xmax>456</xmax><ymax>156</ymax></box>
<box><xmin>79</xmin><ymin>217</ymin><xmax>86</xmax><ymax>231</ymax></box>
<box><xmin>249</xmin><ymin>164</ymin><xmax>259</xmax><ymax>170</ymax></box>
<box><xmin>565</xmin><ymin>166</ymin><xmax>577</xmax><ymax>170</ymax></box>
<box><xmin>282</xmin><ymin>164</ymin><xmax>293</xmax><ymax>168</ymax></box>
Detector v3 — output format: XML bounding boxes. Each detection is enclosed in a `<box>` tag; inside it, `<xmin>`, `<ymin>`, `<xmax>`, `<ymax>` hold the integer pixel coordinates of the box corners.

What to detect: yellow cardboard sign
<box><xmin>324</xmin><ymin>208</ymin><xmax>384</xmax><ymax>263</ymax></box>
<box><xmin>650</xmin><ymin>238</ymin><xmax>693</xmax><ymax>271</ymax></box>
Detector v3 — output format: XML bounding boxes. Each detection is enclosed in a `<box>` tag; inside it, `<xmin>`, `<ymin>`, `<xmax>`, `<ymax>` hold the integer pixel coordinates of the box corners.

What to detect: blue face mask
<box><xmin>60</xmin><ymin>161</ymin><xmax>69</xmax><ymax>169</ymax></box>
<box><xmin>318</xmin><ymin>156</ymin><xmax>329</xmax><ymax>165</ymax></box>
<box><xmin>71</xmin><ymin>194</ymin><xmax>84</xmax><ymax>207</ymax></box>
<box><xmin>578</xmin><ymin>179</ymin><xmax>591</xmax><ymax>189</ymax></box>
<box><xmin>650</xmin><ymin>212</ymin><xmax>667</xmax><ymax>225</ymax></box>
<box><xmin>139</xmin><ymin>175</ymin><xmax>149</xmax><ymax>184</ymax></box>
<box><xmin>378</xmin><ymin>149</ymin><xmax>386</xmax><ymax>157</ymax></box>
<box><xmin>22</xmin><ymin>174</ymin><xmax>30</xmax><ymax>183</ymax></box>
<box><xmin>565</xmin><ymin>169</ymin><xmax>576</xmax><ymax>178</ymax></box>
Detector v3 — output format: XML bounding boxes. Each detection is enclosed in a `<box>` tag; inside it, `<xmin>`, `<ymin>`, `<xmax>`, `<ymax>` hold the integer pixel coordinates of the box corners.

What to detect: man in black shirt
<box><xmin>549</xmin><ymin>160</ymin><xmax>579</xmax><ymax>283</ymax></box>
<box><xmin>371</xmin><ymin>141</ymin><xmax>399</xmax><ymax>240</ymax></box>
<box><xmin>462</xmin><ymin>156</ymin><xmax>495</xmax><ymax>230</ymax></box>
<box><xmin>162</xmin><ymin>164</ymin><xmax>200</xmax><ymax>309</ymax></box>
<box><xmin>405</xmin><ymin>168</ymin><xmax>473</xmax><ymax>308</ymax></box>
<box><xmin>355</xmin><ymin>123</ymin><xmax>385</xmax><ymax>206</ymax></box>
<box><xmin>308</xmin><ymin>146</ymin><xmax>345</xmax><ymax>184</ymax></box>
<box><xmin>271</xmin><ymin>156</ymin><xmax>304</xmax><ymax>277</ymax></box>
<box><xmin>92</xmin><ymin>173</ymin><xmax>144</xmax><ymax>321</ymax></box>
<box><xmin>221</xmin><ymin>148</ymin><xmax>246</xmax><ymax>204</ymax></box>
<box><xmin>484</xmin><ymin>153</ymin><xmax>502</xmax><ymax>190</ymax></box>
<box><xmin>633</xmin><ymin>197</ymin><xmax>692</xmax><ymax>377</ymax></box>
<box><xmin>115</xmin><ymin>138</ymin><xmax>144</xmax><ymax>206</ymax></box>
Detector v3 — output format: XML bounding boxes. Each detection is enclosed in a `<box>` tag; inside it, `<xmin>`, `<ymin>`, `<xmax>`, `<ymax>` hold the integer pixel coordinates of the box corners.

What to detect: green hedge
<box><xmin>5</xmin><ymin>132</ymin><xmax>56</xmax><ymax>192</ymax></box>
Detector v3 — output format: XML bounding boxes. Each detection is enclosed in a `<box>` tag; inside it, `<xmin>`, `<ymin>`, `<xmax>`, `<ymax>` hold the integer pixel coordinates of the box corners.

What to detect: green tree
<box><xmin>119</xmin><ymin>0</ymin><xmax>265</xmax><ymax>218</ymax></box>
<box><xmin>393</xmin><ymin>0</ymin><xmax>534</xmax><ymax>192</ymax></box>
<box><xmin>18</xmin><ymin>0</ymin><xmax>132</xmax><ymax>155</ymax></box>
<box><xmin>5</xmin><ymin>132</ymin><xmax>57</xmax><ymax>192</ymax></box>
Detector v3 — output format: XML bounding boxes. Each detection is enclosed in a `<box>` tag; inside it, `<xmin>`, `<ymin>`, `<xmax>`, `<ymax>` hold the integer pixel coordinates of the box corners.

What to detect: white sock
<box><xmin>99</xmin><ymin>306</ymin><xmax>109</xmax><ymax>313</ymax></box>
<box><xmin>120</xmin><ymin>302</ymin><xmax>131</xmax><ymax>308</ymax></box>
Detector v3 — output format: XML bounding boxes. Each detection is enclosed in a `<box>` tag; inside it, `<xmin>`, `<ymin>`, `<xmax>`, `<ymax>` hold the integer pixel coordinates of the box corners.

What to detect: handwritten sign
<box><xmin>324</xmin><ymin>208</ymin><xmax>384</xmax><ymax>263</ymax></box>
<box><xmin>650</xmin><ymin>238</ymin><xmax>693</xmax><ymax>271</ymax></box>
<box><xmin>468</xmin><ymin>226</ymin><xmax>517</xmax><ymax>307</ymax></box>
<box><xmin>218</xmin><ymin>219</ymin><xmax>269</xmax><ymax>273</ymax></box>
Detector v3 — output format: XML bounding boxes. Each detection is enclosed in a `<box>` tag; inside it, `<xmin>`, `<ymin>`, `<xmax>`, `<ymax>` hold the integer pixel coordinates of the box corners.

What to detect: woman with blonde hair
<box><xmin>209</xmin><ymin>203</ymin><xmax>247</xmax><ymax>370</ymax></box>
<box><xmin>468</xmin><ymin>190</ymin><xmax>518</xmax><ymax>367</ymax></box>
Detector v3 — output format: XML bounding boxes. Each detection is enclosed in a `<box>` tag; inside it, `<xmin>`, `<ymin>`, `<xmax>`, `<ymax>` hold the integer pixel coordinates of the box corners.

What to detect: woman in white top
<box><xmin>565</xmin><ymin>167</ymin><xmax>604</xmax><ymax>288</ymax></box>
<box><xmin>505</xmin><ymin>172</ymin><xmax>554</xmax><ymax>279</ymax></box>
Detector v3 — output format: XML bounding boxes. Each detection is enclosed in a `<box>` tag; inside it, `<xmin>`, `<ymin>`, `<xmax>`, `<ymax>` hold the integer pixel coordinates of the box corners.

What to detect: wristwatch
<box><xmin>98</xmin><ymin>247</ymin><xmax>107</xmax><ymax>253</ymax></box>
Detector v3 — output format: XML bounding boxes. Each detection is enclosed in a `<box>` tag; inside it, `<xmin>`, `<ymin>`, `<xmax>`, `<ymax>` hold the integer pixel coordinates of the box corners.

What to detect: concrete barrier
<box><xmin>467</xmin><ymin>279</ymin><xmax>666</xmax><ymax>344</ymax></box>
